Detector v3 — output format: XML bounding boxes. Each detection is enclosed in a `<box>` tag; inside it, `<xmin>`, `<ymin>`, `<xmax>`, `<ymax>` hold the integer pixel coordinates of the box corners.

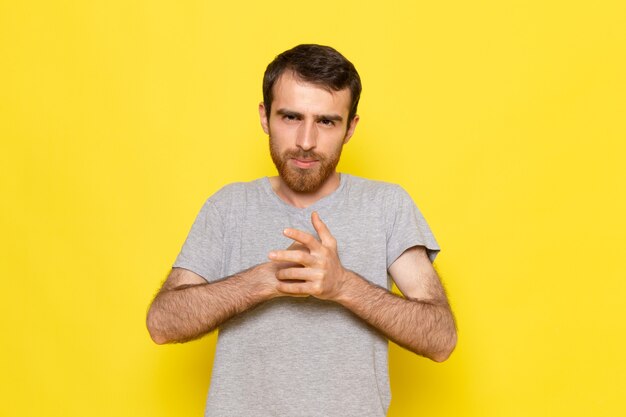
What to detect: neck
<box><xmin>269</xmin><ymin>172</ymin><xmax>341</xmax><ymax>209</ymax></box>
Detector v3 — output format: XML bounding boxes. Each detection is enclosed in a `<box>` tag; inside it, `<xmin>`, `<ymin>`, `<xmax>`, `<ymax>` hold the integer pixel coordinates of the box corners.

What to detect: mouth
<box><xmin>290</xmin><ymin>158</ymin><xmax>319</xmax><ymax>169</ymax></box>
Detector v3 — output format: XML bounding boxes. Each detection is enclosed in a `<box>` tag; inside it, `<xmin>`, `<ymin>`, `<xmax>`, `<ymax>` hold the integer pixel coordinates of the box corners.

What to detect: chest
<box><xmin>220</xmin><ymin>204</ymin><xmax>390</xmax><ymax>288</ymax></box>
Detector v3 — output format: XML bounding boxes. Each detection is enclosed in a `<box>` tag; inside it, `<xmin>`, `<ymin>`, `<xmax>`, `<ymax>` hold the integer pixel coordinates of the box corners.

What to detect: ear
<box><xmin>343</xmin><ymin>115</ymin><xmax>360</xmax><ymax>144</ymax></box>
<box><xmin>259</xmin><ymin>102</ymin><xmax>270</xmax><ymax>135</ymax></box>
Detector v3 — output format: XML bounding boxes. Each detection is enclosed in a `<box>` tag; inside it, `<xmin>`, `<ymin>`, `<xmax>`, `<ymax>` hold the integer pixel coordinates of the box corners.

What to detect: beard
<box><xmin>269</xmin><ymin>138</ymin><xmax>343</xmax><ymax>193</ymax></box>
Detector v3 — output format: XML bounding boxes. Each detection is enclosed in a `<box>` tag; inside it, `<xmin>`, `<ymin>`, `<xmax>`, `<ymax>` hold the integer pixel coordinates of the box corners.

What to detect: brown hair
<box><xmin>263</xmin><ymin>44</ymin><xmax>362</xmax><ymax>123</ymax></box>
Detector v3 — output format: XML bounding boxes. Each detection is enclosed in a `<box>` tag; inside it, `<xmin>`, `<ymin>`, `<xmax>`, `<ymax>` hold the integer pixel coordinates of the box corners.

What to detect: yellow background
<box><xmin>1</xmin><ymin>1</ymin><xmax>625</xmax><ymax>416</ymax></box>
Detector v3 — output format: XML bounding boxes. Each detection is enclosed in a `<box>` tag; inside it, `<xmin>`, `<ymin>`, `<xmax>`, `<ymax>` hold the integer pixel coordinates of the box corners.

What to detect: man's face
<box><xmin>259</xmin><ymin>71</ymin><xmax>359</xmax><ymax>193</ymax></box>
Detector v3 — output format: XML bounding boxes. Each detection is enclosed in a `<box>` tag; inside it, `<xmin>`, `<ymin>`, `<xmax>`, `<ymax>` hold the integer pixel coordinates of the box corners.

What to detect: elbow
<box><xmin>148</xmin><ymin>330</ymin><xmax>169</xmax><ymax>345</ymax></box>
<box><xmin>430</xmin><ymin>348</ymin><xmax>454</xmax><ymax>363</ymax></box>
<box><xmin>146</xmin><ymin>308</ymin><xmax>170</xmax><ymax>345</ymax></box>
<box><xmin>430</xmin><ymin>330</ymin><xmax>457</xmax><ymax>363</ymax></box>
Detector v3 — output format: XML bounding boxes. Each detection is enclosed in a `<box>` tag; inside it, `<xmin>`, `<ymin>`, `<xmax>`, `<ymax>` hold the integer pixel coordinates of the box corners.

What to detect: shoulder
<box><xmin>343</xmin><ymin>174</ymin><xmax>407</xmax><ymax>202</ymax></box>
<box><xmin>203</xmin><ymin>177</ymin><xmax>268</xmax><ymax>211</ymax></box>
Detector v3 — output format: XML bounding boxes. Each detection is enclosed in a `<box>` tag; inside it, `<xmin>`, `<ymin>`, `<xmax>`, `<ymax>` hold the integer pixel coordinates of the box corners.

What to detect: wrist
<box><xmin>238</xmin><ymin>263</ymin><xmax>277</xmax><ymax>302</ymax></box>
<box><xmin>335</xmin><ymin>269</ymin><xmax>364</xmax><ymax>306</ymax></box>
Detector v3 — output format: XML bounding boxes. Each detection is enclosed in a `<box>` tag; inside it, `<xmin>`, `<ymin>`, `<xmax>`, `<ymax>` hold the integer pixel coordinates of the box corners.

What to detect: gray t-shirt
<box><xmin>173</xmin><ymin>173</ymin><xmax>440</xmax><ymax>417</ymax></box>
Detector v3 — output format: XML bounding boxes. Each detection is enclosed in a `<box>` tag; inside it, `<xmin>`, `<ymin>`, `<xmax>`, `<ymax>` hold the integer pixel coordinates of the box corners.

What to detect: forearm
<box><xmin>147</xmin><ymin>266</ymin><xmax>272</xmax><ymax>344</ymax></box>
<box><xmin>337</xmin><ymin>271</ymin><xmax>457</xmax><ymax>362</ymax></box>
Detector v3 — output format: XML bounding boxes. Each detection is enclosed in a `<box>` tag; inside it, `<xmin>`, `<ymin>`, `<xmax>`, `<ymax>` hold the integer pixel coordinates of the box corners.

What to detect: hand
<box><xmin>268</xmin><ymin>212</ymin><xmax>349</xmax><ymax>301</ymax></box>
<box><xmin>253</xmin><ymin>240</ymin><xmax>309</xmax><ymax>299</ymax></box>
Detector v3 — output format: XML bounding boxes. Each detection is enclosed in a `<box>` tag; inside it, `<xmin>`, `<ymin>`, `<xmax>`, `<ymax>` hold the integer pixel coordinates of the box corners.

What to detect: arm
<box><xmin>146</xmin><ymin>263</ymin><xmax>279</xmax><ymax>344</ymax></box>
<box><xmin>337</xmin><ymin>246</ymin><xmax>457</xmax><ymax>362</ymax></box>
<box><xmin>269</xmin><ymin>212</ymin><xmax>457</xmax><ymax>362</ymax></box>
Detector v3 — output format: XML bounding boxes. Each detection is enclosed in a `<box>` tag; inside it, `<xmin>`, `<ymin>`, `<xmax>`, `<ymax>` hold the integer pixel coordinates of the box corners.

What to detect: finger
<box><xmin>273</xmin><ymin>261</ymin><xmax>301</xmax><ymax>269</ymax></box>
<box><xmin>268</xmin><ymin>250</ymin><xmax>316</xmax><ymax>266</ymax></box>
<box><xmin>311</xmin><ymin>211</ymin><xmax>336</xmax><ymax>248</ymax></box>
<box><xmin>286</xmin><ymin>241</ymin><xmax>309</xmax><ymax>252</ymax></box>
<box><xmin>276</xmin><ymin>280</ymin><xmax>315</xmax><ymax>296</ymax></box>
<box><xmin>283</xmin><ymin>228</ymin><xmax>322</xmax><ymax>251</ymax></box>
<box><xmin>275</xmin><ymin>266</ymin><xmax>320</xmax><ymax>281</ymax></box>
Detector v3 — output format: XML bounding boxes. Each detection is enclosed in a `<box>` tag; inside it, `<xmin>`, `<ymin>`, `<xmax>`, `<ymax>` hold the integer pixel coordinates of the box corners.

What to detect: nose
<box><xmin>296</xmin><ymin>120</ymin><xmax>317</xmax><ymax>151</ymax></box>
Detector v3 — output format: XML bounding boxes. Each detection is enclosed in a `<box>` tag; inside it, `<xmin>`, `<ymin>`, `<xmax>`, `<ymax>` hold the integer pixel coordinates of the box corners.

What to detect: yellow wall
<box><xmin>2</xmin><ymin>1</ymin><xmax>625</xmax><ymax>416</ymax></box>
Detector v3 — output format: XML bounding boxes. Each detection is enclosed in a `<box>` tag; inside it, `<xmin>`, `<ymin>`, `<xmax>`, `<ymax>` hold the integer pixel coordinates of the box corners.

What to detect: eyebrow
<box><xmin>276</xmin><ymin>108</ymin><xmax>344</xmax><ymax>123</ymax></box>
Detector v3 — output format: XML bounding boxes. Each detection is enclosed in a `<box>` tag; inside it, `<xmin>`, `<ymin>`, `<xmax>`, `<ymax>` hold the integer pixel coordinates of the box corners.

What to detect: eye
<box><xmin>282</xmin><ymin>114</ymin><xmax>299</xmax><ymax>122</ymax></box>
<box><xmin>319</xmin><ymin>119</ymin><xmax>335</xmax><ymax>127</ymax></box>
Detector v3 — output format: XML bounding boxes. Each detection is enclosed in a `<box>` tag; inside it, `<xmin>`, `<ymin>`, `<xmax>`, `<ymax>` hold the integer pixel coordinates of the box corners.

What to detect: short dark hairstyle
<box><xmin>262</xmin><ymin>44</ymin><xmax>362</xmax><ymax>123</ymax></box>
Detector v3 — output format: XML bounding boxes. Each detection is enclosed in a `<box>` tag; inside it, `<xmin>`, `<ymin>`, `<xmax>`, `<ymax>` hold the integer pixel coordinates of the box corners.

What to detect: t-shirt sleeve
<box><xmin>386</xmin><ymin>185</ymin><xmax>440</xmax><ymax>268</ymax></box>
<box><xmin>172</xmin><ymin>199</ymin><xmax>224</xmax><ymax>282</ymax></box>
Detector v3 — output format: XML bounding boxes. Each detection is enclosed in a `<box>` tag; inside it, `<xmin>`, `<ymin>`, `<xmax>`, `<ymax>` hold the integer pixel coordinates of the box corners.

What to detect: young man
<box><xmin>147</xmin><ymin>44</ymin><xmax>456</xmax><ymax>417</ymax></box>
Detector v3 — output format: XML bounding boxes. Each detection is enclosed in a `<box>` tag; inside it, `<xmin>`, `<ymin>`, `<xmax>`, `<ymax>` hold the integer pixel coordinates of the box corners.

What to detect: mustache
<box><xmin>283</xmin><ymin>149</ymin><xmax>325</xmax><ymax>161</ymax></box>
